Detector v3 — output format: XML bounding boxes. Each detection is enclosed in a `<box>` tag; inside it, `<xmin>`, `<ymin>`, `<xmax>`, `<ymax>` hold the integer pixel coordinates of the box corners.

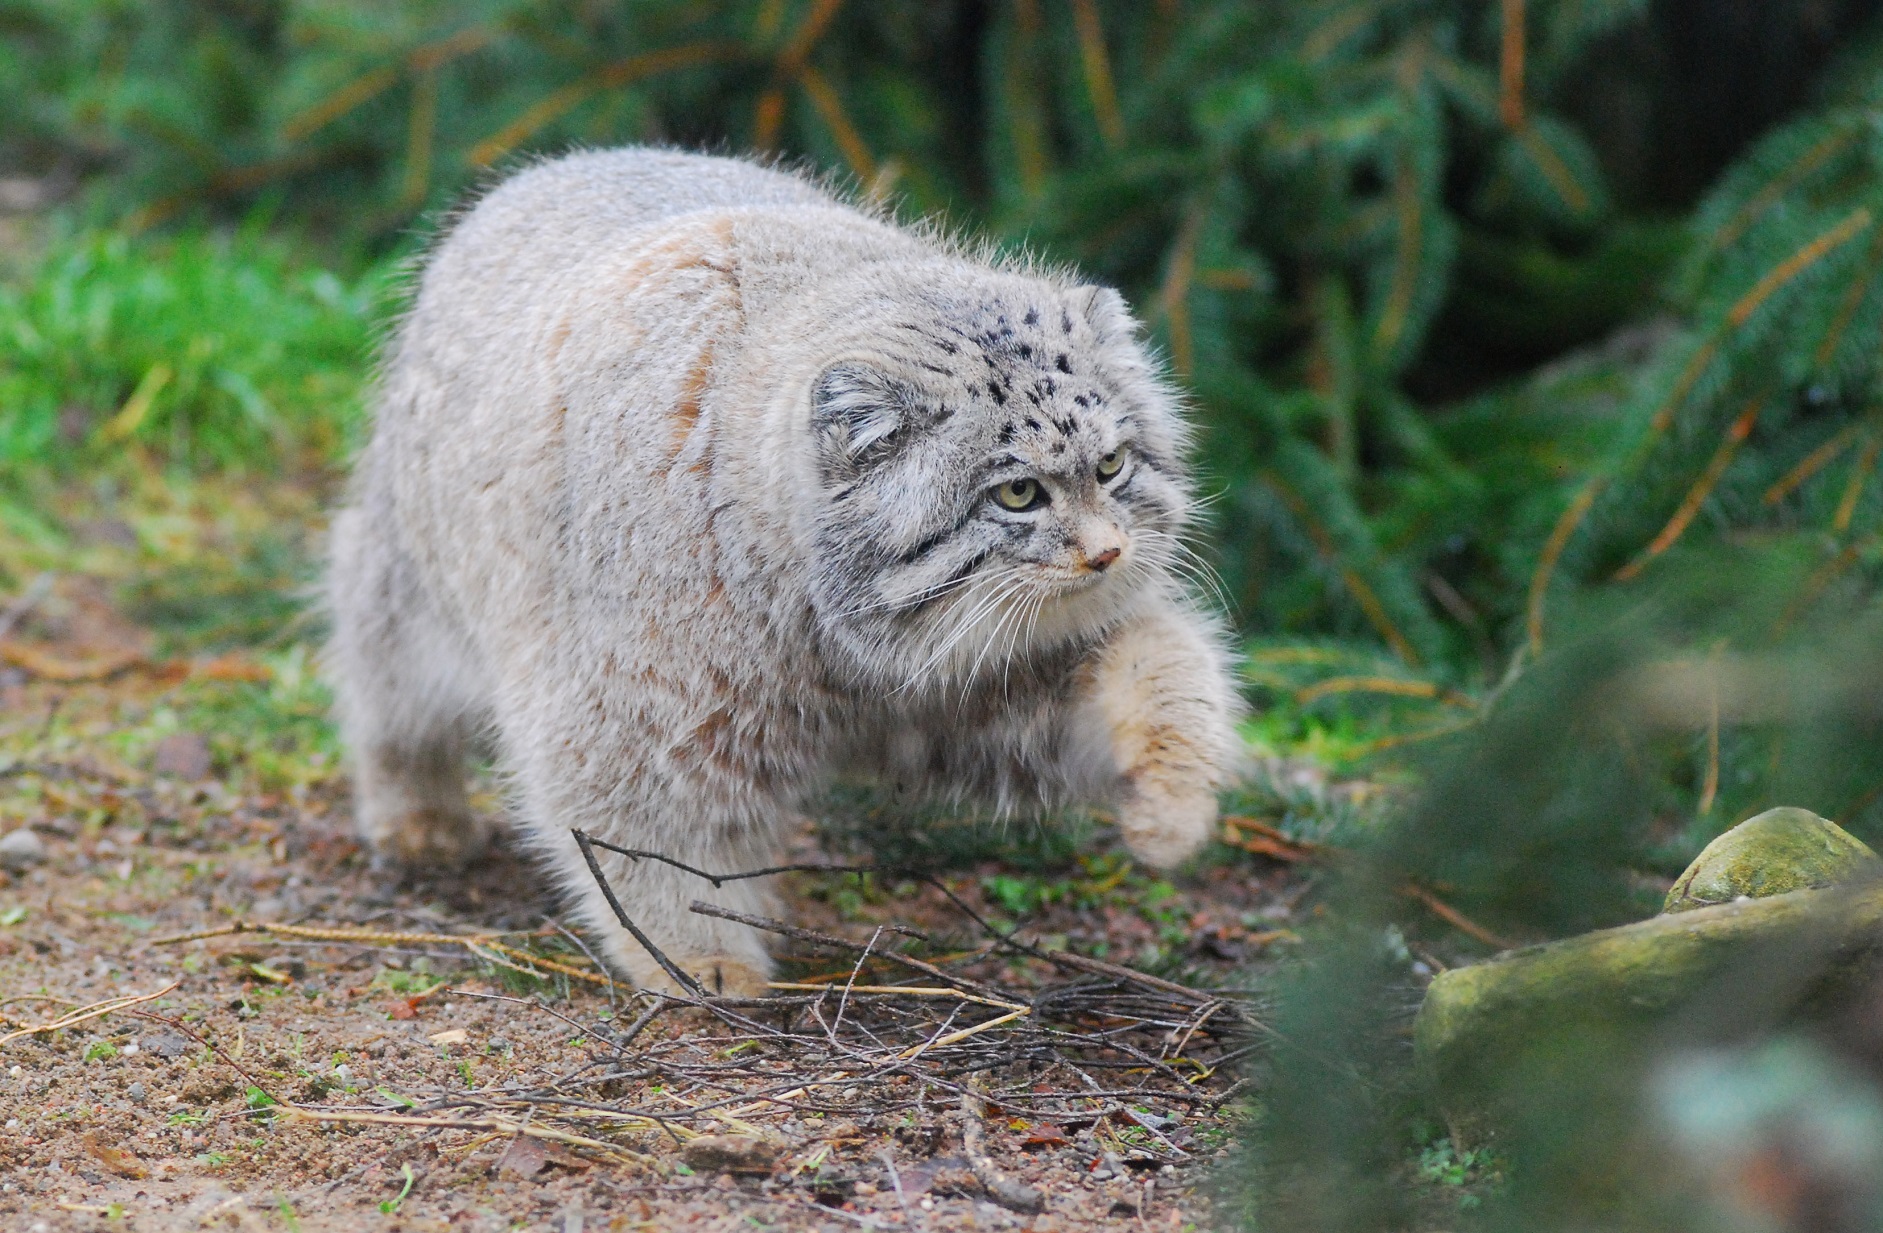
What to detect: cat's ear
<box><xmin>1068</xmin><ymin>285</ymin><xmax>1137</xmax><ymax>345</ymax></box>
<box><xmin>812</xmin><ymin>362</ymin><xmax>915</xmax><ymax>472</ymax></box>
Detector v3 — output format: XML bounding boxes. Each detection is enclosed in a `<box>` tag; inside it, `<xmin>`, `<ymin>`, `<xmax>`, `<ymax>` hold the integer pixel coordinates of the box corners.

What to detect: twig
<box><xmin>958</xmin><ymin>1085</ymin><xmax>1044</xmax><ymax>1212</ymax></box>
<box><xmin>0</xmin><ymin>982</ymin><xmax>177</xmax><ymax>1047</ymax></box>
<box><xmin>1399</xmin><ymin>883</ymin><xmax>1516</xmax><ymax>950</ymax></box>
<box><xmin>278</xmin><ymin>1107</ymin><xmax>650</xmax><ymax>1167</ymax></box>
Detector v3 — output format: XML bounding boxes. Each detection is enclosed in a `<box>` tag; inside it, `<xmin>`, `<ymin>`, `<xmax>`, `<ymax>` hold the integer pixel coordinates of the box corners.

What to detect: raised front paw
<box><xmin>1117</xmin><ymin>782</ymin><xmax>1217</xmax><ymax>870</ymax></box>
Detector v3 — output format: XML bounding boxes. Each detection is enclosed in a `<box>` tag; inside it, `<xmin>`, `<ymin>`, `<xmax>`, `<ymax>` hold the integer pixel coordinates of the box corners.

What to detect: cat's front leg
<box><xmin>1084</xmin><ymin>600</ymin><xmax>1245</xmax><ymax>868</ymax></box>
<box><xmin>507</xmin><ymin>709</ymin><xmax>781</xmax><ymax>997</ymax></box>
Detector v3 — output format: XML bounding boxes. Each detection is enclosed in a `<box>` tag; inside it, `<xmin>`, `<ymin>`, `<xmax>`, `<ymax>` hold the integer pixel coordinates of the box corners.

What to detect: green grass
<box><xmin>0</xmin><ymin>221</ymin><xmax>392</xmax><ymax>476</ymax></box>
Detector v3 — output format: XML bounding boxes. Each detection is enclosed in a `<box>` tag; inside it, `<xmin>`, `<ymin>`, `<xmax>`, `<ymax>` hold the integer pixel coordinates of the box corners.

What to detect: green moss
<box><xmin>1663</xmin><ymin>807</ymin><xmax>1881</xmax><ymax>914</ymax></box>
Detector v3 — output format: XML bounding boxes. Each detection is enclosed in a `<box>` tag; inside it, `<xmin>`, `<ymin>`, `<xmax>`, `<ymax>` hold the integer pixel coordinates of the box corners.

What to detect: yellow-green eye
<box><xmin>993</xmin><ymin>477</ymin><xmax>1045</xmax><ymax>511</ymax></box>
<box><xmin>1096</xmin><ymin>447</ymin><xmax>1127</xmax><ymax>480</ymax></box>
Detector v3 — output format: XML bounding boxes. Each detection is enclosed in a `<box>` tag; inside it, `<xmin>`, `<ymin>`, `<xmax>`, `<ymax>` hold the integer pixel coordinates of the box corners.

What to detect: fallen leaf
<box><xmin>1220</xmin><ymin>816</ymin><xmax>1323</xmax><ymax>862</ymax></box>
<box><xmin>1022</xmin><ymin>1124</ymin><xmax>1069</xmax><ymax>1148</ymax></box>
<box><xmin>428</xmin><ymin>1028</ymin><xmax>468</xmax><ymax>1046</ymax></box>
<box><xmin>496</xmin><ymin>1134</ymin><xmax>590</xmax><ymax>1179</ymax></box>
<box><xmin>386</xmin><ymin>999</ymin><xmax>418</xmax><ymax>1021</ymax></box>
<box><xmin>83</xmin><ymin>1131</ymin><xmax>148</xmax><ymax>1179</ymax></box>
<box><xmin>192</xmin><ymin>654</ymin><xmax>272</xmax><ymax>683</ymax></box>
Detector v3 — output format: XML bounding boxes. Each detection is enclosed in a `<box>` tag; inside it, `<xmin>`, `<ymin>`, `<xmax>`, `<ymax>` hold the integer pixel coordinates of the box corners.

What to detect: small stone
<box><xmin>150</xmin><ymin>732</ymin><xmax>212</xmax><ymax>781</ymax></box>
<box><xmin>141</xmin><ymin>1032</ymin><xmax>190</xmax><ymax>1059</ymax></box>
<box><xmin>127</xmin><ymin>1082</ymin><xmax>146</xmax><ymax>1103</ymax></box>
<box><xmin>681</xmin><ymin>1134</ymin><xmax>781</xmax><ymax>1175</ymax></box>
<box><xmin>1664</xmin><ymin>807</ymin><xmax>1881</xmax><ymax>915</ymax></box>
<box><xmin>0</xmin><ymin>828</ymin><xmax>46</xmax><ymax>872</ymax></box>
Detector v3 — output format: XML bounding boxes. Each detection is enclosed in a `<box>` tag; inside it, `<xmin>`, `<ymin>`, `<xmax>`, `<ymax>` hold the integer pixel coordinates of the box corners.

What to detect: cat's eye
<box><xmin>1096</xmin><ymin>447</ymin><xmax>1128</xmax><ymax>481</ymax></box>
<box><xmin>993</xmin><ymin>477</ymin><xmax>1046</xmax><ymax>511</ymax></box>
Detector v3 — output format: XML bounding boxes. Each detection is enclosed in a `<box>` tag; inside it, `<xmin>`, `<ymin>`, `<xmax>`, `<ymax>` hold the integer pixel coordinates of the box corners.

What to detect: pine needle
<box><xmin>1615</xmin><ymin>397</ymin><xmax>1765</xmax><ymax>582</ymax></box>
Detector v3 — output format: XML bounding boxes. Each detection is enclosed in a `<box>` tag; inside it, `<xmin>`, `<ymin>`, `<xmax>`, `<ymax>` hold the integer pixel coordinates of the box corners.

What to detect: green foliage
<box><xmin>0</xmin><ymin>223</ymin><xmax>387</xmax><ymax>474</ymax></box>
<box><xmin>1249</xmin><ymin>552</ymin><xmax>1883</xmax><ymax>1230</ymax></box>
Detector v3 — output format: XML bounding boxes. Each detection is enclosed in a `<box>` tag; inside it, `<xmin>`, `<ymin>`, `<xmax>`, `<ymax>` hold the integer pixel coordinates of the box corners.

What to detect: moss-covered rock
<box><xmin>1662</xmin><ymin>807</ymin><xmax>1880</xmax><ymax>915</ymax></box>
<box><xmin>1414</xmin><ymin>882</ymin><xmax>1883</xmax><ymax>1117</ymax></box>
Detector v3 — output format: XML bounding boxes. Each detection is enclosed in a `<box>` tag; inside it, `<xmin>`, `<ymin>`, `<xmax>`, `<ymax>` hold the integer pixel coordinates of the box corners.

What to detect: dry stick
<box><xmin>573</xmin><ymin>831</ymin><xmax>709</xmax><ymax>999</ymax></box>
<box><xmin>278</xmin><ymin>1108</ymin><xmax>650</xmax><ymax>1167</ymax></box>
<box><xmin>601</xmin><ymin>839</ymin><xmax>1026</xmax><ymax>962</ymax></box>
<box><xmin>0</xmin><ymin>982</ymin><xmax>177</xmax><ymax>1047</ymax></box>
<box><xmin>766</xmin><ymin>984</ymin><xmax>1025</xmax><ymax>1012</ymax></box>
<box><xmin>1398</xmin><ymin>884</ymin><xmax>1516</xmax><ymax>951</ymax></box>
<box><xmin>958</xmin><ymin>1085</ymin><xmax>1045</xmax><ymax>1213</ymax></box>
<box><xmin>601</xmin><ymin>838</ymin><xmax>1237</xmax><ymax>1014</ymax></box>
<box><xmin>546</xmin><ymin>915</ymin><xmax>620</xmax><ymax>1012</ymax></box>
<box><xmin>148</xmin><ymin>919</ymin><xmax>614</xmax><ymax>988</ymax></box>
<box><xmin>122</xmin><ymin>1006</ymin><xmax>289</xmax><ymax>1107</ymax></box>
<box><xmin>690</xmin><ymin>901</ymin><xmax>1008</xmax><ymax>1002</ymax></box>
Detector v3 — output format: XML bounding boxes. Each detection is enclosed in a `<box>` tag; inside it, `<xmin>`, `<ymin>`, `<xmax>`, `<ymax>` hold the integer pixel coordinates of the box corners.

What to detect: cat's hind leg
<box><xmin>325</xmin><ymin>506</ymin><xmax>494</xmax><ymax>870</ymax></box>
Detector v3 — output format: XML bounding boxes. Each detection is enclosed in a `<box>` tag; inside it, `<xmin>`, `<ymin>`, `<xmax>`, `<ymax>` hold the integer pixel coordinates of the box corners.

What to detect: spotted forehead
<box><xmin>947</xmin><ymin>300</ymin><xmax>1120</xmax><ymax>442</ymax></box>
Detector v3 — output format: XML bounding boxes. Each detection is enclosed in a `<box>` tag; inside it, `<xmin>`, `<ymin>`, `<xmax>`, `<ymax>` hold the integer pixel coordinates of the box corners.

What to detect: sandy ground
<box><xmin>0</xmin><ymin>580</ymin><xmax>1300</xmax><ymax>1231</ymax></box>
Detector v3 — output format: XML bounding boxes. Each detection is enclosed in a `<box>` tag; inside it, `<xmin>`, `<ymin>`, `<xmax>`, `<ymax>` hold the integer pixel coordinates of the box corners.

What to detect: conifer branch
<box><xmin>1614</xmin><ymin>397</ymin><xmax>1765</xmax><ymax>582</ymax></box>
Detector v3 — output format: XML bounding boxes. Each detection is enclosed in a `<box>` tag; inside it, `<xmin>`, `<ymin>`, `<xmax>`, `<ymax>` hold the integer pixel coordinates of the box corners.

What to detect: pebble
<box><xmin>0</xmin><ymin>827</ymin><xmax>46</xmax><ymax>872</ymax></box>
<box><xmin>141</xmin><ymin>1032</ymin><xmax>191</xmax><ymax>1059</ymax></box>
<box><xmin>682</xmin><ymin>1134</ymin><xmax>782</xmax><ymax>1174</ymax></box>
<box><xmin>127</xmin><ymin>1082</ymin><xmax>146</xmax><ymax>1103</ymax></box>
<box><xmin>150</xmin><ymin>732</ymin><xmax>212</xmax><ymax>780</ymax></box>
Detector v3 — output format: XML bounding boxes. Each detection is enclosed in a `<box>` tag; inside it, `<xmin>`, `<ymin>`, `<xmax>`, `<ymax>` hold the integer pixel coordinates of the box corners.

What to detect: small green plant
<box><xmin>1414</xmin><ymin>1134</ymin><xmax>1504</xmax><ymax>1210</ymax></box>
<box><xmin>379</xmin><ymin>1162</ymin><xmax>416</xmax><ymax>1215</ymax></box>
<box><xmin>244</xmin><ymin>1086</ymin><xmax>277</xmax><ymax>1116</ymax></box>
<box><xmin>0</xmin><ymin>905</ymin><xmax>27</xmax><ymax>926</ymax></box>
<box><xmin>200</xmin><ymin>1151</ymin><xmax>230</xmax><ymax>1168</ymax></box>
<box><xmin>275</xmin><ymin>1197</ymin><xmax>302</xmax><ymax>1232</ymax></box>
<box><xmin>83</xmin><ymin>1040</ymin><xmax>118</xmax><ymax>1062</ymax></box>
<box><xmin>166</xmin><ymin>1109</ymin><xmax>208</xmax><ymax>1127</ymax></box>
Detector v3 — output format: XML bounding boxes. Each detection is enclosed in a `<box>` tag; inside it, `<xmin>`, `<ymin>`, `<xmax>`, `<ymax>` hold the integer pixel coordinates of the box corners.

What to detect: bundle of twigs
<box><xmin>131</xmin><ymin>829</ymin><xmax>1261</xmax><ymax>1183</ymax></box>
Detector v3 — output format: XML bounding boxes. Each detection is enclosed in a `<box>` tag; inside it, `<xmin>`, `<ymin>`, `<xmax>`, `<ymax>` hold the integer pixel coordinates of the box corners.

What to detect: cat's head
<box><xmin>804</xmin><ymin>268</ymin><xmax>1201</xmax><ymax>690</ymax></box>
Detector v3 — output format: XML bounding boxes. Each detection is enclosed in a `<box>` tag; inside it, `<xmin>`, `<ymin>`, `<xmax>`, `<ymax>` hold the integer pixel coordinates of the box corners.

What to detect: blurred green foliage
<box><xmin>0</xmin><ymin>223</ymin><xmax>388</xmax><ymax>473</ymax></box>
<box><xmin>6</xmin><ymin>0</ymin><xmax>1883</xmax><ymax>701</ymax></box>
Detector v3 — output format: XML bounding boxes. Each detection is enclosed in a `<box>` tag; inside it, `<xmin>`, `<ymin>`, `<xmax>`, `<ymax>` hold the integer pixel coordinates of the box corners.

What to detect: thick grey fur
<box><xmin>324</xmin><ymin>148</ymin><xmax>1245</xmax><ymax>994</ymax></box>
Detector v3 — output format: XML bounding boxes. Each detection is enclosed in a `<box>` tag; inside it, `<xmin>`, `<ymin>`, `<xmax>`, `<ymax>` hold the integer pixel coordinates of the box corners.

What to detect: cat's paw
<box><xmin>365</xmin><ymin>806</ymin><xmax>493</xmax><ymax>871</ymax></box>
<box><xmin>1117</xmin><ymin>782</ymin><xmax>1217</xmax><ymax>870</ymax></box>
<box><xmin>631</xmin><ymin>955</ymin><xmax>772</xmax><ymax>999</ymax></box>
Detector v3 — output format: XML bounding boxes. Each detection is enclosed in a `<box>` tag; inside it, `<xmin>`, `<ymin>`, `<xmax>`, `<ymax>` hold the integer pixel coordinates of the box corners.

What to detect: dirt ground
<box><xmin>0</xmin><ymin>570</ymin><xmax>1312</xmax><ymax>1232</ymax></box>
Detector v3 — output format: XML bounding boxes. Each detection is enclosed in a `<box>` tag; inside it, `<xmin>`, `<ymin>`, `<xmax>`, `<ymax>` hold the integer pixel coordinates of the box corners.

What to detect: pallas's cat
<box><xmin>325</xmin><ymin>149</ymin><xmax>1244</xmax><ymax>994</ymax></box>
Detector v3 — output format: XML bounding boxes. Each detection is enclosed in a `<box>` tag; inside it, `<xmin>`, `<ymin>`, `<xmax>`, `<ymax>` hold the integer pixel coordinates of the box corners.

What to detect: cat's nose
<box><xmin>1087</xmin><ymin>546</ymin><xmax>1122</xmax><ymax>571</ymax></box>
